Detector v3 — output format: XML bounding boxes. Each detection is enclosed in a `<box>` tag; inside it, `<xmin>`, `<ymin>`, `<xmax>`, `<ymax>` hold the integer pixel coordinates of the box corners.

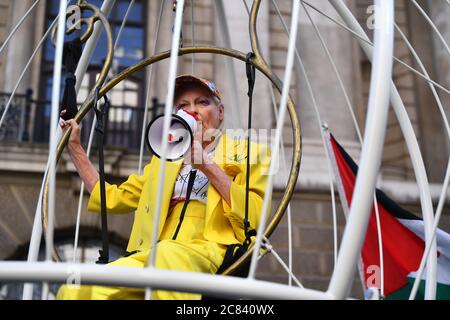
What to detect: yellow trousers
<box><xmin>57</xmin><ymin>201</ymin><xmax>227</xmax><ymax>300</ymax></box>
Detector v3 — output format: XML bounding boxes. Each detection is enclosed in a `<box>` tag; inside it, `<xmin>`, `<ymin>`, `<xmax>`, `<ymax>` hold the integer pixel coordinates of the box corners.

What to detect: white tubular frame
<box><xmin>394</xmin><ymin>20</ymin><xmax>450</xmax><ymax>299</ymax></box>
<box><xmin>301</xmin><ymin>0</ymin><xmax>385</xmax><ymax>296</ymax></box>
<box><xmin>329</xmin><ymin>0</ymin><xmax>438</xmax><ymax>300</ymax></box>
<box><xmin>273</xmin><ymin>1</ymin><xmax>340</xmax><ymax>281</ymax></box>
<box><xmin>0</xmin><ymin>262</ymin><xmax>333</xmax><ymax>300</ymax></box>
<box><xmin>247</xmin><ymin>0</ymin><xmax>300</xmax><ymax>279</ymax></box>
<box><xmin>326</xmin><ymin>0</ymin><xmax>394</xmax><ymax>299</ymax></box>
<box><xmin>41</xmin><ymin>0</ymin><xmax>68</xmax><ymax>300</ymax></box>
<box><xmin>0</xmin><ymin>0</ymin><xmax>443</xmax><ymax>301</ymax></box>
<box><xmin>22</xmin><ymin>0</ymin><xmax>117</xmax><ymax>300</ymax></box>
<box><xmin>144</xmin><ymin>0</ymin><xmax>185</xmax><ymax>300</ymax></box>
<box><xmin>329</xmin><ymin>0</ymin><xmax>440</xmax><ymax>300</ymax></box>
<box><xmin>72</xmin><ymin>0</ymin><xmax>136</xmax><ymax>263</ymax></box>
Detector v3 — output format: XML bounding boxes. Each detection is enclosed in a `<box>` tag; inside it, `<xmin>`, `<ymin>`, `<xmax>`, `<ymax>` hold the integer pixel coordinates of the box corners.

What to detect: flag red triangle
<box><xmin>329</xmin><ymin>134</ymin><xmax>425</xmax><ymax>296</ymax></box>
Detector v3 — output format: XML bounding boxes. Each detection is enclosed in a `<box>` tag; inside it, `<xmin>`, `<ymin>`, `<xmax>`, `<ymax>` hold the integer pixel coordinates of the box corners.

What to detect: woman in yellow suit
<box><xmin>56</xmin><ymin>75</ymin><xmax>270</xmax><ymax>300</ymax></box>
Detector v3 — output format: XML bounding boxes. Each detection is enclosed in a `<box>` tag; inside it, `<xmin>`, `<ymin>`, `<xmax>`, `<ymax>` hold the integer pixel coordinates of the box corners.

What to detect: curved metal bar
<box><xmin>41</xmin><ymin>44</ymin><xmax>301</xmax><ymax>274</ymax></box>
<box><xmin>72</xmin><ymin>0</ymin><xmax>136</xmax><ymax>263</ymax></box>
<box><xmin>51</xmin><ymin>5</ymin><xmax>99</xmax><ymax>45</ymax></box>
<box><xmin>42</xmin><ymin>0</ymin><xmax>69</xmax><ymax>301</ymax></box>
<box><xmin>23</xmin><ymin>0</ymin><xmax>116</xmax><ymax>300</ymax></box>
<box><xmin>269</xmin><ymin>88</ymin><xmax>295</xmax><ymax>286</ymax></box>
<box><xmin>327</xmin><ymin>0</ymin><xmax>394</xmax><ymax>299</ymax></box>
<box><xmin>74</xmin><ymin>0</ymin><xmax>116</xmax><ymax>93</ymax></box>
<box><xmin>248</xmin><ymin>0</ymin><xmax>270</xmax><ymax>74</ymax></box>
<box><xmin>42</xmin><ymin>2</ymin><xmax>114</xmax><ymax>262</ymax></box>
<box><xmin>247</xmin><ymin>0</ymin><xmax>300</xmax><ymax>279</ymax></box>
<box><xmin>253</xmin><ymin>1</ymin><xmax>295</xmax><ymax>285</ymax></box>
<box><xmin>270</xmin><ymin>0</ymin><xmax>343</xmax><ymax>276</ymax></box>
<box><xmin>0</xmin><ymin>0</ymin><xmax>41</xmax><ymax>56</ymax></box>
<box><xmin>42</xmin><ymin>3</ymin><xmax>300</xmax><ymax>282</ymax></box>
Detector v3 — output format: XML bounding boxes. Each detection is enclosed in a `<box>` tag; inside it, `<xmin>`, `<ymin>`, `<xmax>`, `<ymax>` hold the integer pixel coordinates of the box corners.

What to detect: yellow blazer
<box><xmin>87</xmin><ymin>133</ymin><xmax>270</xmax><ymax>253</ymax></box>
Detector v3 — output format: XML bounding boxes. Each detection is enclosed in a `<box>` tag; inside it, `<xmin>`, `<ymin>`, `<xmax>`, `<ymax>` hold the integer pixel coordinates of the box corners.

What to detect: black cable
<box><xmin>244</xmin><ymin>52</ymin><xmax>257</xmax><ymax>249</ymax></box>
<box><xmin>172</xmin><ymin>169</ymin><xmax>197</xmax><ymax>240</ymax></box>
<box><xmin>94</xmin><ymin>88</ymin><xmax>110</xmax><ymax>264</ymax></box>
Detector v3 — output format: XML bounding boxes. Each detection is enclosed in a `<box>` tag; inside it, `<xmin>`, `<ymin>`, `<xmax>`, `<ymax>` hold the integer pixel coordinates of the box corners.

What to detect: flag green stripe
<box><xmin>386</xmin><ymin>277</ymin><xmax>450</xmax><ymax>300</ymax></box>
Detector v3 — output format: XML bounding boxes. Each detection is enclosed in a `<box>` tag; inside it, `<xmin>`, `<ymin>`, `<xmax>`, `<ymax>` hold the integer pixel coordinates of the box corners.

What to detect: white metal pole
<box><xmin>329</xmin><ymin>0</ymin><xmax>437</xmax><ymax>300</ymax></box>
<box><xmin>394</xmin><ymin>24</ymin><xmax>450</xmax><ymax>299</ymax></box>
<box><xmin>0</xmin><ymin>261</ymin><xmax>334</xmax><ymax>300</ymax></box>
<box><xmin>23</xmin><ymin>0</ymin><xmax>116</xmax><ymax>299</ymax></box>
<box><xmin>271</xmin><ymin>0</ymin><xmax>342</xmax><ymax>277</ymax></box>
<box><xmin>138</xmin><ymin>0</ymin><xmax>165</xmax><ymax>173</ymax></box>
<box><xmin>268</xmin><ymin>87</ymin><xmax>295</xmax><ymax>286</ymax></box>
<box><xmin>409</xmin><ymin>157</ymin><xmax>450</xmax><ymax>299</ymax></box>
<box><xmin>145</xmin><ymin>0</ymin><xmax>185</xmax><ymax>300</ymax></box>
<box><xmin>42</xmin><ymin>0</ymin><xmax>68</xmax><ymax>301</ymax></box>
<box><xmin>0</xmin><ymin>262</ymin><xmax>333</xmax><ymax>300</ymax></box>
<box><xmin>247</xmin><ymin>0</ymin><xmax>300</xmax><ymax>279</ymax></box>
<box><xmin>72</xmin><ymin>0</ymin><xmax>135</xmax><ymax>262</ymax></box>
<box><xmin>326</xmin><ymin>0</ymin><xmax>394</xmax><ymax>299</ymax></box>
<box><xmin>301</xmin><ymin>1</ymin><xmax>385</xmax><ymax>296</ymax></box>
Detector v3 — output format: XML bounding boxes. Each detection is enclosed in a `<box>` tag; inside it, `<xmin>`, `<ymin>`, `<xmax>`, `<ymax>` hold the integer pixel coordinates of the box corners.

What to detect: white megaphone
<box><xmin>146</xmin><ymin>109</ymin><xmax>198</xmax><ymax>161</ymax></box>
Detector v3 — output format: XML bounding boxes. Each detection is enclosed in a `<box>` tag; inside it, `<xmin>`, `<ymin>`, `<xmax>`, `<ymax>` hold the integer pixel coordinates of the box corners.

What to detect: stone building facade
<box><xmin>0</xmin><ymin>0</ymin><xmax>449</xmax><ymax>299</ymax></box>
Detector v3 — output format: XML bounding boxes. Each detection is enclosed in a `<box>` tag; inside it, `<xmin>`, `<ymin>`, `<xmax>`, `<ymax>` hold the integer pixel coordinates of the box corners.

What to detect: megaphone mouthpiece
<box><xmin>146</xmin><ymin>109</ymin><xmax>197</xmax><ymax>161</ymax></box>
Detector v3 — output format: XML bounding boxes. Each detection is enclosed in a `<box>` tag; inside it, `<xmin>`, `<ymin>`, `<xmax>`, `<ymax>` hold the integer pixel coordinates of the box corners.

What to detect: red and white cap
<box><xmin>175</xmin><ymin>74</ymin><xmax>222</xmax><ymax>102</ymax></box>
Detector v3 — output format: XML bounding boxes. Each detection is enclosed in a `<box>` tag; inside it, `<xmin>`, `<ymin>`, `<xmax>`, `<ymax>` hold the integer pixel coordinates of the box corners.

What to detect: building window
<box><xmin>34</xmin><ymin>0</ymin><xmax>147</xmax><ymax>148</ymax></box>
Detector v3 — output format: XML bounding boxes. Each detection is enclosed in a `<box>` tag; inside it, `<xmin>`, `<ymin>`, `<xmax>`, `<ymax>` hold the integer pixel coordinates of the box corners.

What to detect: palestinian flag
<box><xmin>327</xmin><ymin>132</ymin><xmax>450</xmax><ymax>299</ymax></box>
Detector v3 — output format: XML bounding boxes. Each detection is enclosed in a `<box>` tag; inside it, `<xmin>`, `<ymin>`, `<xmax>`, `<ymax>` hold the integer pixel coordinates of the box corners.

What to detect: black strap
<box><xmin>60</xmin><ymin>37</ymin><xmax>82</xmax><ymax>121</ymax></box>
<box><xmin>94</xmin><ymin>89</ymin><xmax>110</xmax><ymax>264</ymax></box>
<box><xmin>243</xmin><ymin>52</ymin><xmax>257</xmax><ymax>249</ymax></box>
<box><xmin>172</xmin><ymin>169</ymin><xmax>197</xmax><ymax>240</ymax></box>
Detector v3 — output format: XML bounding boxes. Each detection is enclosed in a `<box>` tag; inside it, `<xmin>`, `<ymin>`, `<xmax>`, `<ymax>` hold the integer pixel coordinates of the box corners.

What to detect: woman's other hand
<box><xmin>188</xmin><ymin>124</ymin><xmax>213</xmax><ymax>169</ymax></box>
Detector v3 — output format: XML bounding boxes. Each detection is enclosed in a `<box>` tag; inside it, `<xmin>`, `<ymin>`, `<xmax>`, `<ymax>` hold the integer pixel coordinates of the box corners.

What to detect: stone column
<box><xmin>407</xmin><ymin>0</ymin><xmax>448</xmax><ymax>182</ymax></box>
<box><xmin>213</xmin><ymin>0</ymin><xmax>273</xmax><ymax>131</ymax></box>
<box><xmin>427</xmin><ymin>0</ymin><xmax>450</xmax><ymax>160</ymax></box>
<box><xmin>295</xmin><ymin>1</ymin><xmax>358</xmax><ymax>142</ymax></box>
<box><xmin>284</xmin><ymin>1</ymin><xmax>359</xmax><ymax>189</ymax></box>
<box><xmin>2</xmin><ymin>0</ymin><xmax>37</xmax><ymax>94</ymax></box>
